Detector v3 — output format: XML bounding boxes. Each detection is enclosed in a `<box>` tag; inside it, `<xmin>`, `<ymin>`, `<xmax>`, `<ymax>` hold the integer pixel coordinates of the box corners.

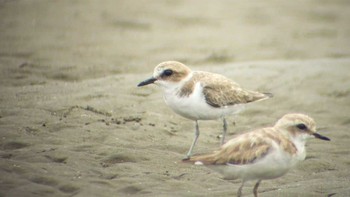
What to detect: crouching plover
<box><xmin>137</xmin><ymin>61</ymin><xmax>272</xmax><ymax>158</ymax></box>
<box><xmin>184</xmin><ymin>113</ymin><xmax>330</xmax><ymax>197</ymax></box>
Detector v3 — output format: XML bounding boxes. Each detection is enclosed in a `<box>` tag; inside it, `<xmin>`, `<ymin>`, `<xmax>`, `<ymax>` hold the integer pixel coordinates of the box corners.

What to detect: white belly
<box><xmin>163</xmin><ymin>83</ymin><xmax>244</xmax><ymax>120</ymax></box>
<box><xmin>209</xmin><ymin>143</ymin><xmax>298</xmax><ymax>181</ymax></box>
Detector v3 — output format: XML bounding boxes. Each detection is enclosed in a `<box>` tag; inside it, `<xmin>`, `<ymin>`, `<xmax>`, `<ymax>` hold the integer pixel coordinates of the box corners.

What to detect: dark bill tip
<box><xmin>137</xmin><ymin>77</ymin><xmax>157</xmax><ymax>87</ymax></box>
<box><xmin>313</xmin><ymin>133</ymin><xmax>331</xmax><ymax>141</ymax></box>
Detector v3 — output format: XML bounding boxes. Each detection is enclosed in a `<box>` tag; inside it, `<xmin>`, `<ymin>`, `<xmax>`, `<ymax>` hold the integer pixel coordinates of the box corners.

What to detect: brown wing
<box><xmin>188</xmin><ymin>132</ymin><xmax>272</xmax><ymax>165</ymax></box>
<box><xmin>198</xmin><ymin>72</ymin><xmax>271</xmax><ymax>108</ymax></box>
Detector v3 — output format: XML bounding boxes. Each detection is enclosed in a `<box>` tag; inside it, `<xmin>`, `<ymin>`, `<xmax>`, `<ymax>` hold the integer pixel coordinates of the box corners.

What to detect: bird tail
<box><xmin>263</xmin><ymin>92</ymin><xmax>273</xmax><ymax>98</ymax></box>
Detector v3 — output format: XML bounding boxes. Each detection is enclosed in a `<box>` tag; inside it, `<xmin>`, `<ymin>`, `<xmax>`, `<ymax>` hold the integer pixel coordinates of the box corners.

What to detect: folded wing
<box><xmin>187</xmin><ymin>133</ymin><xmax>272</xmax><ymax>165</ymax></box>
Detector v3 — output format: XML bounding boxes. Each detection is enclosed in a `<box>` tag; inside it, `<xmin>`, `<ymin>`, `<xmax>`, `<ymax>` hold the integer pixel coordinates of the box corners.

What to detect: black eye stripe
<box><xmin>162</xmin><ymin>69</ymin><xmax>173</xmax><ymax>77</ymax></box>
<box><xmin>296</xmin><ymin>123</ymin><xmax>307</xmax><ymax>130</ymax></box>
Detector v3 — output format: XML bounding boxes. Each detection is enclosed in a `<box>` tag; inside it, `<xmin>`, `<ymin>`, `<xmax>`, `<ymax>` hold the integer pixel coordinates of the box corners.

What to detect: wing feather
<box><xmin>195</xmin><ymin>72</ymin><xmax>271</xmax><ymax>108</ymax></box>
<box><xmin>178</xmin><ymin>71</ymin><xmax>272</xmax><ymax>107</ymax></box>
<box><xmin>188</xmin><ymin>132</ymin><xmax>272</xmax><ymax>165</ymax></box>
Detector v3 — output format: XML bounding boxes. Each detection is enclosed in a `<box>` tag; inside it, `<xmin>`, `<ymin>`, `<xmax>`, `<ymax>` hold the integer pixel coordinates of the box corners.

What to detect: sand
<box><xmin>0</xmin><ymin>1</ymin><xmax>350</xmax><ymax>196</ymax></box>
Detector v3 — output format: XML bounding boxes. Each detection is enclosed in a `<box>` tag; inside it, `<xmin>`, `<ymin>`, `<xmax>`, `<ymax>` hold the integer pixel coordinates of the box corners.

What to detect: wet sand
<box><xmin>0</xmin><ymin>1</ymin><xmax>350</xmax><ymax>196</ymax></box>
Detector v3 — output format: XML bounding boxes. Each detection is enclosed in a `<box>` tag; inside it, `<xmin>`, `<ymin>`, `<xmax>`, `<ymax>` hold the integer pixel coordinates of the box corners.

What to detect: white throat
<box><xmin>291</xmin><ymin>134</ymin><xmax>310</xmax><ymax>161</ymax></box>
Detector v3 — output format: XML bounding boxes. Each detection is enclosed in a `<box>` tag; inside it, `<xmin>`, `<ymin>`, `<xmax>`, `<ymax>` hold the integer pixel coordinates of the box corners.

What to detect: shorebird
<box><xmin>184</xmin><ymin>113</ymin><xmax>330</xmax><ymax>197</ymax></box>
<box><xmin>137</xmin><ymin>61</ymin><xmax>272</xmax><ymax>158</ymax></box>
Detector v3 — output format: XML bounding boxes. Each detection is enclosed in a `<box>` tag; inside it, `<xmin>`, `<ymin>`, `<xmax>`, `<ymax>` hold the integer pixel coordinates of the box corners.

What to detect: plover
<box><xmin>137</xmin><ymin>61</ymin><xmax>272</xmax><ymax>158</ymax></box>
<box><xmin>184</xmin><ymin>113</ymin><xmax>330</xmax><ymax>197</ymax></box>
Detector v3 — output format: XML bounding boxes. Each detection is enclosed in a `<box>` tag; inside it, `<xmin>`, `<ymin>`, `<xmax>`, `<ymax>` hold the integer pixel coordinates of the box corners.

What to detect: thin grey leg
<box><xmin>186</xmin><ymin>120</ymin><xmax>200</xmax><ymax>158</ymax></box>
<box><xmin>253</xmin><ymin>180</ymin><xmax>261</xmax><ymax>197</ymax></box>
<box><xmin>237</xmin><ymin>181</ymin><xmax>245</xmax><ymax>197</ymax></box>
<box><xmin>221</xmin><ymin>118</ymin><xmax>227</xmax><ymax>145</ymax></box>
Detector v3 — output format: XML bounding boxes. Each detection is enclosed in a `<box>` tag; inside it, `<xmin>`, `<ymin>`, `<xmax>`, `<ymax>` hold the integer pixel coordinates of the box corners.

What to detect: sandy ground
<box><xmin>1</xmin><ymin>0</ymin><xmax>350</xmax><ymax>196</ymax></box>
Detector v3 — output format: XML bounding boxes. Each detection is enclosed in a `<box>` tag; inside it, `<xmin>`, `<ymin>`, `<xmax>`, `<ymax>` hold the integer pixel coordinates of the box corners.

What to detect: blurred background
<box><xmin>1</xmin><ymin>1</ymin><xmax>350</xmax><ymax>196</ymax></box>
<box><xmin>1</xmin><ymin>0</ymin><xmax>349</xmax><ymax>83</ymax></box>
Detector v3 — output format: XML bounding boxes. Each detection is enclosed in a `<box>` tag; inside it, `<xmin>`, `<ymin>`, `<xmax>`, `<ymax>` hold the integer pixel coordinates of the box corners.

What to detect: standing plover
<box><xmin>184</xmin><ymin>113</ymin><xmax>330</xmax><ymax>197</ymax></box>
<box><xmin>137</xmin><ymin>61</ymin><xmax>272</xmax><ymax>158</ymax></box>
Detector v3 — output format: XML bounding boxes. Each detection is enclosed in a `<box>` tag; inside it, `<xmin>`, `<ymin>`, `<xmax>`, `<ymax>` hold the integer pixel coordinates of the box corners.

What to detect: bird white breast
<box><xmin>163</xmin><ymin>82</ymin><xmax>244</xmax><ymax>120</ymax></box>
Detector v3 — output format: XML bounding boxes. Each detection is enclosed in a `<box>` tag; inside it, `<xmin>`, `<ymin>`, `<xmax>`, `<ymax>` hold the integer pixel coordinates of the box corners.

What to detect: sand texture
<box><xmin>0</xmin><ymin>1</ymin><xmax>350</xmax><ymax>196</ymax></box>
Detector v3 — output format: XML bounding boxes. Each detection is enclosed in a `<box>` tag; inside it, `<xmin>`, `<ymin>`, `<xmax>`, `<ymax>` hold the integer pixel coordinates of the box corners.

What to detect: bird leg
<box><xmin>221</xmin><ymin>118</ymin><xmax>227</xmax><ymax>145</ymax></box>
<box><xmin>185</xmin><ymin>120</ymin><xmax>200</xmax><ymax>159</ymax></box>
<box><xmin>253</xmin><ymin>180</ymin><xmax>261</xmax><ymax>197</ymax></box>
<box><xmin>237</xmin><ymin>181</ymin><xmax>245</xmax><ymax>197</ymax></box>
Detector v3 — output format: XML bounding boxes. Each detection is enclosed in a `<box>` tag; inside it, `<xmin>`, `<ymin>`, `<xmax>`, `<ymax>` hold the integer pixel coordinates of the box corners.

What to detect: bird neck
<box><xmin>291</xmin><ymin>137</ymin><xmax>307</xmax><ymax>161</ymax></box>
<box><xmin>163</xmin><ymin>72</ymin><xmax>193</xmax><ymax>92</ymax></box>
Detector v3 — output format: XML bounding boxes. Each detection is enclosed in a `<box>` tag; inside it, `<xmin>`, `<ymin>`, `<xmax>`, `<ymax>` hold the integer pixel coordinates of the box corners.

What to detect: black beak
<box><xmin>137</xmin><ymin>77</ymin><xmax>157</xmax><ymax>87</ymax></box>
<box><xmin>313</xmin><ymin>133</ymin><xmax>330</xmax><ymax>141</ymax></box>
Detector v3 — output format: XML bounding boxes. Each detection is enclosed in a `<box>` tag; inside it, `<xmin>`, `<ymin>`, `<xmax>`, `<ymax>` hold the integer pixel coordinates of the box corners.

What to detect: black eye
<box><xmin>163</xmin><ymin>69</ymin><xmax>173</xmax><ymax>77</ymax></box>
<box><xmin>296</xmin><ymin>124</ymin><xmax>307</xmax><ymax>130</ymax></box>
